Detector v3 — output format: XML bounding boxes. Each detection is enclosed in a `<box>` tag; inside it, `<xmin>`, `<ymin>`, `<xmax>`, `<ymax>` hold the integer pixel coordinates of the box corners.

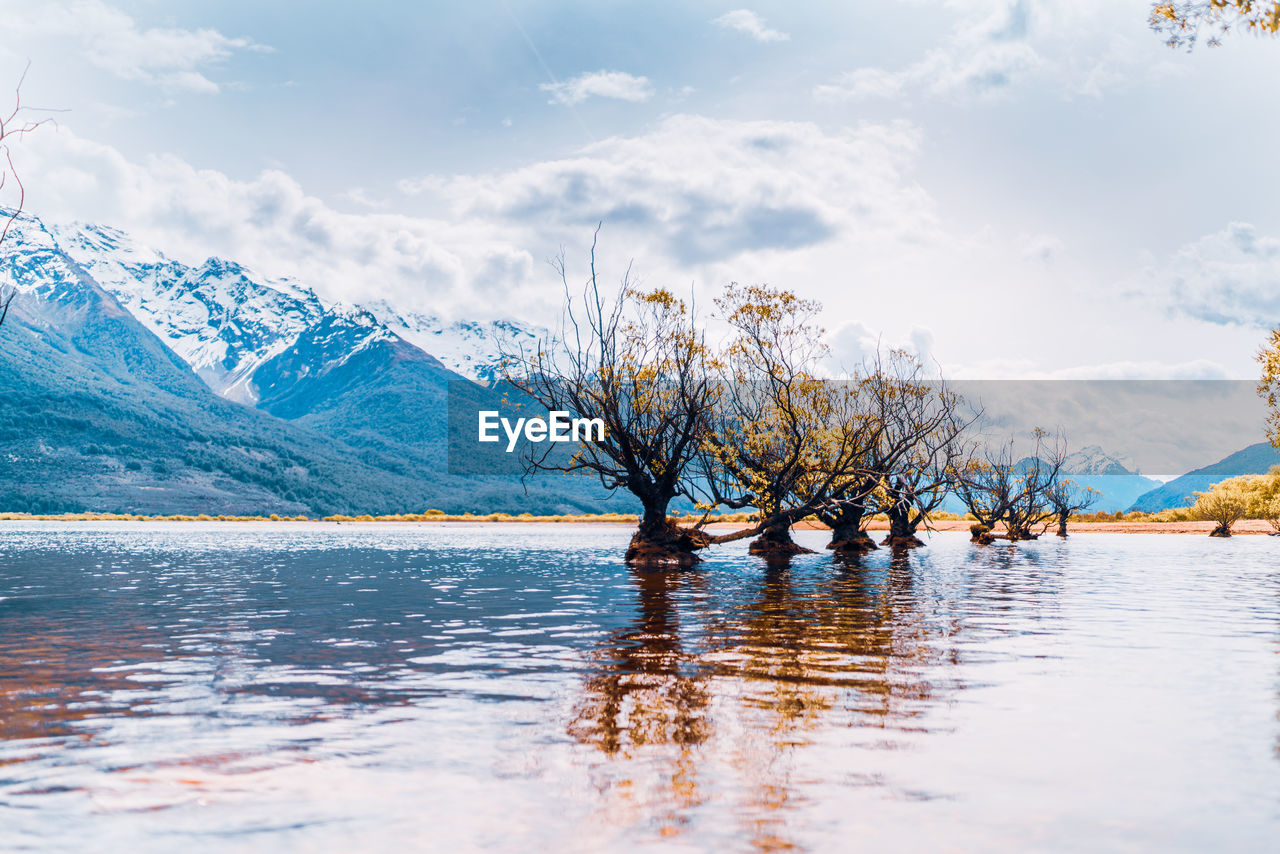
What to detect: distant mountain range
<box><xmin>1127</xmin><ymin>442</ymin><xmax>1280</xmax><ymax>512</ymax></box>
<box><xmin>1056</xmin><ymin>445</ymin><xmax>1163</xmax><ymax>513</ymax></box>
<box><xmin>0</xmin><ymin>209</ymin><xmax>619</xmax><ymax>516</ymax></box>
<box><xmin>52</xmin><ymin>221</ymin><xmax>541</xmax><ymax>397</ymax></box>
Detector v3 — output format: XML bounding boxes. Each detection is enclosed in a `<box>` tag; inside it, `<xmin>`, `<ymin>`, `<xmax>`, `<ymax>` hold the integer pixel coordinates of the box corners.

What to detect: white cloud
<box><xmin>1020</xmin><ymin>232</ymin><xmax>1063</xmax><ymax>263</ymax></box>
<box><xmin>949</xmin><ymin>358</ymin><xmax>1235</xmax><ymax>380</ymax></box>
<box><xmin>18</xmin><ymin>128</ymin><xmax>533</xmax><ymax>320</ymax></box>
<box><xmin>3</xmin><ymin>0</ymin><xmax>266</xmax><ymax>93</ymax></box>
<box><xmin>337</xmin><ymin>187</ymin><xmax>387</xmax><ymax>210</ymax></box>
<box><xmin>19</xmin><ymin>114</ymin><xmax>944</xmax><ymax>328</ymax></box>
<box><xmin>712</xmin><ymin>10</ymin><xmax>790</xmax><ymax>43</ymax></box>
<box><xmin>17</xmin><ymin>110</ymin><xmax>1236</xmax><ymax>381</ymax></box>
<box><xmin>817</xmin><ymin>1</ymin><xmax>1041</xmax><ymax>101</ymax></box>
<box><xmin>827</xmin><ymin>322</ymin><xmax>938</xmax><ymax>377</ymax></box>
<box><xmin>405</xmin><ymin>115</ymin><xmax>937</xmax><ymax>267</ymax></box>
<box><xmin>815</xmin><ymin>67</ymin><xmax>910</xmax><ymax>101</ymax></box>
<box><xmin>540</xmin><ymin>70</ymin><xmax>653</xmax><ymax>105</ymax></box>
<box><xmin>1138</xmin><ymin>222</ymin><xmax>1280</xmax><ymax>328</ymax></box>
<box><xmin>815</xmin><ymin>0</ymin><xmax>1162</xmax><ymax>103</ymax></box>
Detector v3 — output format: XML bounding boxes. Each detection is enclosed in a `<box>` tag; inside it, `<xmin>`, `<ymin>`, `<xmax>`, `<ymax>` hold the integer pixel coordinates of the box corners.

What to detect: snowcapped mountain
<box><xmin>251</xmin><ymin>301</ymin><xmax>438</xmax><ymax>418</ymax></box>
<box><xmin>1061</xmin><ymin>445</ymin><xmax>1140</xmax><ymax>476</ymax></box>
<box><xmin>365</xmin><ymin>300</ymin><xmax>545</xmax><ymax>386</ymax></box>
<box><xmin>52</xmin><ymin>222</ymin><xmax>328</xmax><ymax>403</ymax></box>
<box><xmin>1054</xmin><ymin>446</ymin><xmax>1162</xmax><ymax>512</ymax></box>
<box><xmin>43</xmin><ymin>221</ymin><xmax>544</xmax><ymax>397</ymax></box>
<box><xmin>0</xmin><ymin>210</ymin><xmax>112</xmax><ymax>312</ymax></box>
<box><xmin>0</xmin><ymin>207</ymin><xmax>620</xmax><ymax>515</ymax></box>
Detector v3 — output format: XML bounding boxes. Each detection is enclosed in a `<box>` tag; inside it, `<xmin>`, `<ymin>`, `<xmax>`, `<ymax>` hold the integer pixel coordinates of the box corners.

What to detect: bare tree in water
<box><xmin>1045</xmin><ymin>478</ymin><xmax>1099</xmax><ymax>538</ymax></box>
<box><xmin>698</xmin><ymin>284</ymin><xmax>878</xmax><ymax>557</ymax></box>
<box><xmin>816</xmin><ymin>351</ymin><xmax>971</xmax><ymax>554</ymax></box>
<box><xmin>954</xmin><ymin>429</ymin><xmax>1072</xmax><ymax>543</ymax></box>
<box><xmin>503</xmin><ymin>229</ymin><xmax>720</xmax><ymax>566</ymax></box>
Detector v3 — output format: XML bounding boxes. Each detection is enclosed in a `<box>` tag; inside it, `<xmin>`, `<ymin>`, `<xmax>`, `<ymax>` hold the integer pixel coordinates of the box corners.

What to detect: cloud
<box><xmin>16</xmin><ymin>112</ymin><xmax>942</xmax><ymax>329</ymax></box>
<box><xmin>1020</xmin><ymin>232</ymin><xmax>1063</xmax><ymax>263</ymax></box>
<box><xmin>13</xmin><ymin>111</ymin><xmax>1212</xmax><ymax>380</ymax></box>
<box><xmin>3</xmin><ymin>0</ymin><xmax>267</xmax><ymax>93</ymax></box>
<box><xmin>814</xmin><ymin>0</ymin><xmax>1164</xmax><ymax>103</ymax></box>
<box><xmin>948</xmin><ymin>358</ymin><xmax>1234</xmax><ymax>380</ymax></box>
<box><xmin>815</xmin><ymin>67</ymin><xmax>911</xmax><ymax>101</ymax></box>
<box><xmin>405</xmin><ymin>115</ymin><xmax>936</xmax><ymax>267</ymax></box>
<box><xmin>817</xmin><ymin>1</ymin><xmax>1040</xmax><ymax>101</ymax></box>
<box><xmin>18</xmin><ymin>128</ymin><xmax>533</xmax><ymax>319</ymax></box>
<box><xmin>1139</xmin><ymin>222</ymin><xmax>1280</xmax><ymax>328</ymax></box>
<box><xmin>540</xmin><ymin>70</ymin><xmax>653</xmax><ymax>105</ymax></box>
<box><xmin>826</xmin><ymin>322</ymin><xmax>938</xmax><ymax>377</ymax></box>
<box><xmin>712</xmin><ymin>10</ymin><xmax>790</xmax><ymax>43</ymax></box>
<box><xmin>337</xmin><ymin>187</ymin><xmax>387</xmax><ymax>210</ymax></box>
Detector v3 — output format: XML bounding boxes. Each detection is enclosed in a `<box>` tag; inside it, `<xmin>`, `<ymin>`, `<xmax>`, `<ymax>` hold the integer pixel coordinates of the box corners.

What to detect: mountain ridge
<box><xmin>1127</xmin><ymin>442</ymin><xmax>1280</xmax><ymax>512</ymax></box>
<box><xmin>50</xmin><ymin>219</ymin><xmax>546</xmax><ymax>396</ymax></box>
<box><xmin>0</xmin><ymin>209</ymin><xmax>623</xmax><ymax>515</ymax></box>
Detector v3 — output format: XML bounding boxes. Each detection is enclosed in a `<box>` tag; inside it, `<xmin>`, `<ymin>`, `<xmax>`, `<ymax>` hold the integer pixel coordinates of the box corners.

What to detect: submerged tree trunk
<box><xmin>1208</xmin><ymin>523</ymin><xmax>1233</xmax><ymax>538</ymax></box>
<box><xmin>1005</xmin><ymin>522</ymin><xmax>1041</xmax><ymax>542</ymax></box>
<box><xmin>882</xmin><ymin>502</ymin><xmax>924</xmax><ymax>549</ymax></box>
<box><xmin>969</xmin><ymin>523</ymin><xmax>995</xmax><ymax>544</ymax></box>
<box><xmin>625</xmin><ymin>503</ymin><xmax>708</xmax><ymax>567</ymax></box>
<box><xmin>1056</xmin><ymin>510</ymin><xmax>1069</xmax><ymax>538</ymax></box>
<box><xmin>826</xmin><ymin>521</ymin><xmax>878</xmax><ymax>554</ymax></box>
<box><xmin>748</xmin><ymin>518</ymin><xmax>813</xmax><ymax>557</ymax></box>
<box><xmin>822</xmin><ymin>504</ymin><xmax>878</xmax><ymax>555</ymax></box>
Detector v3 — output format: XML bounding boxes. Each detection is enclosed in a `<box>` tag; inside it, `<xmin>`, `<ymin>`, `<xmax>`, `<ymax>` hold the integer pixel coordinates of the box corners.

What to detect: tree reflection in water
<box><xmin>568</xmin><ymin>549</ymin><xmax>962</xmax><ymax>849</ymax></box>
<box><xmin>567</xmin><ymin>567</ymin><xmax>713</xmax><ymax>835</ymax></box>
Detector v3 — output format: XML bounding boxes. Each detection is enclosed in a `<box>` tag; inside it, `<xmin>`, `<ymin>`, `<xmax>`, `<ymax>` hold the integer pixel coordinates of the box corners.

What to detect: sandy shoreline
<box><xmin>1</xmin><ymin>516</ymin><xmax>1274</xmax><ymax>536</ymax></box>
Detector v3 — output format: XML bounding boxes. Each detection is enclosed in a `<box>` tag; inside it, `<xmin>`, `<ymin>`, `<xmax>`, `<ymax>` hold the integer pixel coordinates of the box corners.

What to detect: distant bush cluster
<box><xmin>1178</xmin><ymin>466</ymin><xmax>1280</xmax><ymax>537</ymax></box>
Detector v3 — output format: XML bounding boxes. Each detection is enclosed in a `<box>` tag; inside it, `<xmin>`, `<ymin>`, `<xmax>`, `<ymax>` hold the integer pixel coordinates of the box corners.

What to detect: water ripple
<box><xmin>0</xmin><ymin>522</ymin><xmax>1277</xmax><ymax>852</ymax></box>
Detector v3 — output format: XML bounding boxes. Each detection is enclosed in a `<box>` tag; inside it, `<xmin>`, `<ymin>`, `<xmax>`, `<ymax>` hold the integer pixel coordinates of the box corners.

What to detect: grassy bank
<box><xmin>0</xmin><ymin>509</ymin><xmax>949</xmax><ymax>524</ymax></box>
<box><xmin>0</xmin><ymin>510</ymin><xmax>1276</xmax><ymax>535</ymax></box>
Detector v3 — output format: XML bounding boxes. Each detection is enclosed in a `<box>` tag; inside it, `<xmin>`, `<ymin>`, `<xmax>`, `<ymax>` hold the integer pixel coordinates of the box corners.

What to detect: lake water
<box><xmin>0</xmin><ymin>522</ymin><xmax>1277</xmax><ymax>852</ymax></box>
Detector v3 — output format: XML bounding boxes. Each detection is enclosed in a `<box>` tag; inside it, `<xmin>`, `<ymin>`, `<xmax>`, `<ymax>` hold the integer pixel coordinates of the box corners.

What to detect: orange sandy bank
<box><xmin>0</xmin><ymin>514</ymin><xmax>1275</xmax><ymax>535</ymax></box>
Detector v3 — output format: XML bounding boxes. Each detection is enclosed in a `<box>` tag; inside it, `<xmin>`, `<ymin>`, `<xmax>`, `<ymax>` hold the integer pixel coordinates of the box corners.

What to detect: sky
<box><xmin>1</xmin><ymin>0</ymin><xmax>1279</xmax><ymax>379</ymax></box>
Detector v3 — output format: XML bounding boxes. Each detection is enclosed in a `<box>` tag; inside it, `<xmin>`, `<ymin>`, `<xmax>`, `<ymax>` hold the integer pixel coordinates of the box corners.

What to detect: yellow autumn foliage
<box><xmin>1151</xmin><ymin>2</ymin><xmax>1280</xmax><ymax>48</ymax></box>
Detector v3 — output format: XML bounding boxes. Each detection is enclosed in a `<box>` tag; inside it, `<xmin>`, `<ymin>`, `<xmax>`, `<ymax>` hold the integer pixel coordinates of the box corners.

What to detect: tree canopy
<box><xmin>1190</xmin><ymin>466</ymin><xmax>1280</xmax><ymax>536</ymax></box>
<box><xmin>1151</xmin><ymin>2</ymin><xmax>1280</xmax><ymax>48</ymax></box>
<box><xmin>1258</xmin><ymin>326</ymin><xmax>1280</xmax><ymax>449</ymax></box>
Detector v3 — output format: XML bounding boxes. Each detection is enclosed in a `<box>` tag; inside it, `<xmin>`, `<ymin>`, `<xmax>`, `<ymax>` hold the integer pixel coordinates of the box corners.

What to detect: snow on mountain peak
<box><xmin>0</xmin><ymin>209</ymin><xmax>97</xmax><ymax>303</ymax></box>
<box><xmin>1062</xmin><ymin>445</ymin><xmax>1138</xmax><ymax>476</ymax></box>
<box><xmin>364</xmin><ymin>299</ymin><xmax>546</xmax><ymax>384</ymax></box>
<box><xmin>56</xmin><ymin>220</ymin><xmax>168</xmax><ymax>266</ymax></box>
<box><xmin>326</xmin><ymin>300</ymin><xmax>380</xmax><ymax>326</ymax></box>
<box><xmin>51</xmin><ymin>221</ymin><xmax>327</xmax><ymax>405</ymax></box>
<box><xmin>8</xmin><ymin>210</ymin><xmax>543</xmax><ymax>397</ymax></box>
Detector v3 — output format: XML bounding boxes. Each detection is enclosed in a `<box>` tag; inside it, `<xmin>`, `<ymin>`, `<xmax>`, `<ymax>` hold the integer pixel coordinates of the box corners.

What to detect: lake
<box><xmin>0</xmin><ymin>522</ymin><xmax>1277</xmax><ymax>852</ymax></box>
